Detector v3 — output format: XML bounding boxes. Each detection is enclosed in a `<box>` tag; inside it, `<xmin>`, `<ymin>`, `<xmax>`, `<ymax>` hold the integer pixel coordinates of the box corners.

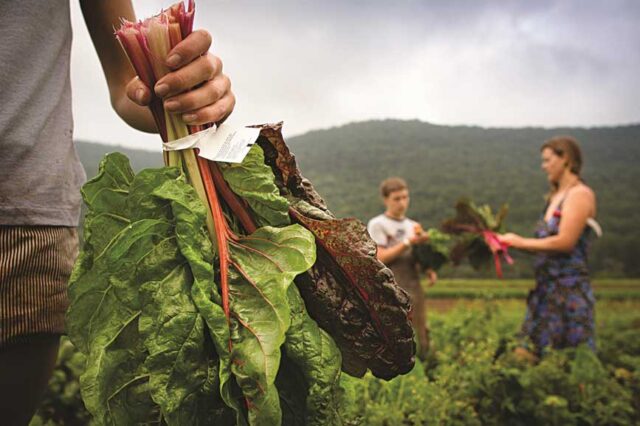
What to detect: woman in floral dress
<box><xmin>500</xmin><ymin>136</ymin><xmax>598</xmax><ymax>357</ymax></box>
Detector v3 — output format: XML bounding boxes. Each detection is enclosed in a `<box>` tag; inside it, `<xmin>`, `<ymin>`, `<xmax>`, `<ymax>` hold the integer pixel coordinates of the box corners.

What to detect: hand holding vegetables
<box><xmin>126</xmin><ymin>29</ymin><xmax>234</xmax><ymax>126</ymax></box>
<box><xmin>497</xmin><ymin>232</ymin><xmax>522</xmax><ymax>249</ymax></box>
<box><xmin>81</xmin><ymin>0</ymin><xmax>234</xmax><ymax>134</ymax></box>
<box><xmin>443</xmin><ymin>199</ymin><xmax>513</xmax><ymax>278</ymax></box>
<box><xmin>409</xmin><ymin>223</ymin><xmax>430</xmax><ymax>246</ymax></box>
<box><xmin>411</xmin><ymin>228</ymin><xmax>451</xmax><ymax>272</ymax></box>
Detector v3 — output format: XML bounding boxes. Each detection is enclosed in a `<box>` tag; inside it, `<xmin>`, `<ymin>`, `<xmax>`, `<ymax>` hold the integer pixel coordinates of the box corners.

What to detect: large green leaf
<box><xmin>150</xmin><ymin>178</ymin><xmax>239</xmax><ymax>425</ymax></box>
<box><xmin>69</xmin><ymin>152</ymin><xmax>327</xmax><ymax>425</ymax></box>
<box><xmin>225</xmin><ymin>225</ymin><xmax>317</xmax><ymax>425</ymax></box>
<box><xmin>137</xmin><ymin>241</ymin><xmax>227</xmax><ymax>425</ymax></box>
<box><xmin>129</xmin><ymin>172</ymin><xmax>233</xmax><ymax>424</ymax></box>
<box><xmin>209</xmin><ymin>135</ymin><xmax>348</xmax><ymax>422</ymax></box>
<box><xmin>282</xmin><ymin>285</ymin><xmax>343</xmax><ymax>425</ymax></box>
<box><xmin>66</xmin><ymin>153</ymin><xmax>153</xmax><ymax>424</ymax></box>
<box><xmin>218</xmin><ymin>144</ymin><xmax>291</xmax><ymax>227</ymax></box>
<box><xmin>152</xmin><ymin>177</ymin><xmax>316</xmax><ymax>425</ymax></box>
<box><xmin>68</xmin><ymin>152</ymin><xmax>133</xmax><ymax>295</ymax></box>
<box><xmin>69</xmin><ymin>183</ymin><xmax>172</xmax><ymax>422</ymax></box>
<box><xmin>68</xmin><ymin>155</ymin><xmax>233</xmax><ymax>425</ymax></box>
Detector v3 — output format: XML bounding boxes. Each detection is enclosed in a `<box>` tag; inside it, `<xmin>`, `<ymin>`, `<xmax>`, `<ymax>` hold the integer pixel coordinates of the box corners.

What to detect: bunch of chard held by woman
<box><xmin>65</xmin><ymin>2</ymin><xmax>415</xmax><ymax>425</ymax></box>
<box><xmin>441</xmin><ymin>198</ymin><xmax>514</xmax><ymax>278</ymax></box>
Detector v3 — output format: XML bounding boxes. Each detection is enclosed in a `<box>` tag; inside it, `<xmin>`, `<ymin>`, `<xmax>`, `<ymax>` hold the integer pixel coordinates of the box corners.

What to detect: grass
<box><xmin>424</xmin><ymin>278</ymin><xmax>640</xmax><ymax>299</ymax></box>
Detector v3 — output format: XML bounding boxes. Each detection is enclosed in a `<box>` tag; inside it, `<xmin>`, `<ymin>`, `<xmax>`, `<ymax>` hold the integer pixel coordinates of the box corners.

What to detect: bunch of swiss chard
<box><xmin>66</xmin><ymin>2</ymin><xmax>414</xmax><ymax>425</ymax></box>
<box><xmin>411</xmin><ymin>228</ymin><xmax>451</xmax><ymax>272</ymax></box>
<box><xmin>441</xmin><ymin>198</ymin><xmax>513</xmax><ymax>278</ymax></box>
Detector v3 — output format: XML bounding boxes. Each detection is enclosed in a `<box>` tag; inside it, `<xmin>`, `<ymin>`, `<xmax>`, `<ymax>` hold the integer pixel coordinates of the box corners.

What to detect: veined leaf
<box><xmin>253</xmin><ymin>123</ymin><xmax>416</xmax><ymax>380</ymax></box>
<box><xmin>281</xmin><ymin>285</ymin><xmax>343</xmax><ymax>425</ymax></box>
<box><xmin>218</xmin><ymin>145</ymin><xmax>291</xmax><ymax>228</ymax></box>
<box><xmin>224</xmin><ymin>225</ymin><xmax>316</xmax><ymax>425</ymax></box>
<box><xmin>68</xmin><ymin>155</ymin><xmax>234</xmax><ymax>425</ymax></box>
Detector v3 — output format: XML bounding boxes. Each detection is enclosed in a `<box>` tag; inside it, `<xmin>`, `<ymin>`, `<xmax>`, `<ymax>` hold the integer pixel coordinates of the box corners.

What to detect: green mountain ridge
<box><xmin>75</xmin><ymin>119</ymin><xmax>640</xmax><ymax>278</ymax></box>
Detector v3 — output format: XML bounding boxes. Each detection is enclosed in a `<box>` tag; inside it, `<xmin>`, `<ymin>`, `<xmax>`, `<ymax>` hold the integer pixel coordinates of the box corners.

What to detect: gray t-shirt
<box><xmin>367</xmin><ymin>214</ymin><xmax>418</xmax><ymax>249</ymax></box>
<box><xmin>0</xmin><ymin>0</ymin><xmax>86</xmax><ymax>226</ymax></box>
<box><xmin>367</xmin><ymin>214</ymin><xmax>421</xmax><ymax>291</ymax></box>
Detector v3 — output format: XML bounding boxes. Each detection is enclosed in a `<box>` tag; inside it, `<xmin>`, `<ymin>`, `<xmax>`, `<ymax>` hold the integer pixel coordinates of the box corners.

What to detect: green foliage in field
<box><xmin>29</xmin><ymin>338</ymin><xmax>90</xmax><ymax>426</ymax></box>
<box><xmin>33</xmin><ymin>301</ymin><xmax>639</xmax><ymax>425</ymax></box>
<box><xmin>339</xmin><ymin>301</ymin><xmax>640</xmax><ymax>425</ymax></box>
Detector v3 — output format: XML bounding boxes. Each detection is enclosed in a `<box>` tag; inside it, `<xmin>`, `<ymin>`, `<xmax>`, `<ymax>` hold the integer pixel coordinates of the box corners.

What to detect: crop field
<box><xmin>425</xmin><ymin>278</ymin><xmax>640</xmax><ymax>300</ymax></box>
<box><xmin>32</xmin><ymin>281</ymin><xmax>640</xmax><ymax>425</ymax></box>
<box><xmin>340</xmin><ymin>297</ymin><xmax>640</xmax><ymax>425</ymax></box>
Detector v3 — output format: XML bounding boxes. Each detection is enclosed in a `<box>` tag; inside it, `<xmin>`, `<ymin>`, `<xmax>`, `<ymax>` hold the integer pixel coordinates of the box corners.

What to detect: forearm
<box><xmin>503</xmin><ymin>190</ymin><xmax>592</xmax><ymax>255</ymax></box>
<box><xmin>80</xmin><ymin>0</ymin><xmax>157</xmax><ymax>133</ymax></box>
<box><xmin>518</xmin><ymin>236</ymin><xmax>574</xmax><ymax>254</ymax></box>
<box><xmin>377</xmin><ymin>242</ymin><xmax>409</xmax><ymax>265</ymax></box>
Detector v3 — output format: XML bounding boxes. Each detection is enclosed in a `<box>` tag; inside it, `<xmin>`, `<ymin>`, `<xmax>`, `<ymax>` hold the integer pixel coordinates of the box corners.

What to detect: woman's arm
<box><xmin>500</xmin><ymin>187</ymin><xmax>595</xmax><ymax>254</ymax></box>
<box><xmin>80</xmin><ymin>0</ymin><xmax>234</xmax><ymax>133</ymax></box>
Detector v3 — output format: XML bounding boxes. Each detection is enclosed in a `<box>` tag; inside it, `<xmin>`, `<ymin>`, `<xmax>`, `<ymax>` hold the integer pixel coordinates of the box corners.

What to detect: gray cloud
<box><xmin>70</xmin><ymin>0</ymin><xmax>640</xmax><ymax>150</ymax></box>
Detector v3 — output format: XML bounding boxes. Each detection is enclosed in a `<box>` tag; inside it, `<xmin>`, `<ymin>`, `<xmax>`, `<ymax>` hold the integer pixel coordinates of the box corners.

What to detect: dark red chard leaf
<box><xmin>441</xmin><ymin>199</ymin><xmax>486</xmax><ymax>234</ymax></box>
<box><xmin>252</xmin><ymin>123</ymin><xmax>329</xmax><ymax>211</ymax></box>
<box><xmin>289</xmin><ymin>209</ymin><xmax>415</xmax><ymax>379</ymax></box>
<box><xmin>253</xmin><ymin>123</ymin><xmax>416</xmax><ymax>380</ymax></box>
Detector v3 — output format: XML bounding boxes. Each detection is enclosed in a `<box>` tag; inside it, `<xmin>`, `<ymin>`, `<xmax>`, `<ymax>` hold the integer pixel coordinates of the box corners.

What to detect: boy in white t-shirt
<box><xmin>367</xmin><ymin>177</ymin><xmax>437</xmax><ymax>359</ymax></box>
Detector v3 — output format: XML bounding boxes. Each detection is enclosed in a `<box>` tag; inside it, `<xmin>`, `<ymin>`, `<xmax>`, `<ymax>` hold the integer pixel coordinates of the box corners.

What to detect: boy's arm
<box><xmin>369</xmin><ymin>220</ymin><xmax>431</xmax><ymax>265</ymax></box>
<box><xmin>424</xmin><ymin>268</ymin><xmax>437</xmax><ymax>287</ymax></box>
<box><xmin>376</xmin><ymin>242</ymin><xmax>411</xmax><ymax>265</ymax></box>
<box><xmin>80</xmin><ymin>0</ymin><xmax>234</xmax><ymax>134</ymax></box>
<box><xmin>368</xmin><ymin>221</ymin><xmax>406</xmax><ymax>264</ymax></box>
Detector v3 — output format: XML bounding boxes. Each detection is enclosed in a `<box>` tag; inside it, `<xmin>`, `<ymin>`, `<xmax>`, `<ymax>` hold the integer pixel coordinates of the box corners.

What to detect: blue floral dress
<box><xmin>521</xmin><ymin>199</ymin><xmax>596</xmax><ymax>355</ymax></box>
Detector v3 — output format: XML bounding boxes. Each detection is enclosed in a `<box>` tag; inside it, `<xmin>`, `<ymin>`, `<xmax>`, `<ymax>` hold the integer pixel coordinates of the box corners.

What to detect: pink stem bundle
<box><xmin>482</xmin><ymin>230</ymin><xmax>514</xmax><ymax>279</ymax></box>
<box><xmin>116</xmin><ymin>0</ymin><xmax>234</xmax><ymax>327</ymax></box>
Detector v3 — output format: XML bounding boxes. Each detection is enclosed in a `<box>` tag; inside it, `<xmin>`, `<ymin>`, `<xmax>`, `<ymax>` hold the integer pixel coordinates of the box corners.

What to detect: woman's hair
<box><xmin>541</xmin><ymin>136</ymin><xmax>583</xmax><ymax>176</ymax></box>
<box><xmin>380</xmin><ymin>177</ymin><xmax>408</xmax><ymax>198</ymax></box>
<box><xmin>541</xmin><ymin>136</ymin><xmax>584</xmax><ymax>197</ymax></box>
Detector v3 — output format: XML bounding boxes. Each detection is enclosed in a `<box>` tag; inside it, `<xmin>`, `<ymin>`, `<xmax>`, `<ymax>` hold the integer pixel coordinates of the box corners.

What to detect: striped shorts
<box><xmin>0</xmin><ymin>226</ymin><xmax>78</xmax><ymax>348</ymax></box>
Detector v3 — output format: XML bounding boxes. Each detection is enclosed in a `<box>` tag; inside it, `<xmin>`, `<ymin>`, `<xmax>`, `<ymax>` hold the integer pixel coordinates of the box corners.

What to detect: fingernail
<box><xmin>167</xmin><ymin>54</ymin><xmax>181</xmax><ymax>68</ymax></box>
<box><xmin>135</xmin><ymin>88</ymin><xmax>145</xmax><ymax>104</ymax></box>
<box><xmin>155</xmin><ymin>83</ymin><xmax>169</xmax><ymax>97</ymax></box>
<box><xmin>164</xmin><ymin>99</ymin><xmax>180</xmax><ymax>111</ymax></box>
<box><xmin>183</xmin><ymin>113</ymin><xmax>197</xmax><ymax>123</ymax></box>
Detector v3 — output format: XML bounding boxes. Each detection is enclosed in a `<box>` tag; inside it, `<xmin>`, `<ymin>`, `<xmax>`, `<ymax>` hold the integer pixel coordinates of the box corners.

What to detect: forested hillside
<box><xmin>76</xmin><ymin>120</ymin><xmax>640</xmax><ymax>277</ymax></box>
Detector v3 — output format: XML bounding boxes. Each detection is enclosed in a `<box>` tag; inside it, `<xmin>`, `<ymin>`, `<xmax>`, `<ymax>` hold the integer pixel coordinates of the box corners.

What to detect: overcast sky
<box><xmin>69</xmin><ymin>0</ymin><xmax>640</xmax><ymax>151</ymax></box>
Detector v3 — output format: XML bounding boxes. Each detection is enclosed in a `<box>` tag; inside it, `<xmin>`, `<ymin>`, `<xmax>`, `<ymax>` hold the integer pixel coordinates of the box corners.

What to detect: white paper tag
<box><xmin>162</xmin><ymin>123</ymin><xmax>260</xmax><ymax>163</ymax></box>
